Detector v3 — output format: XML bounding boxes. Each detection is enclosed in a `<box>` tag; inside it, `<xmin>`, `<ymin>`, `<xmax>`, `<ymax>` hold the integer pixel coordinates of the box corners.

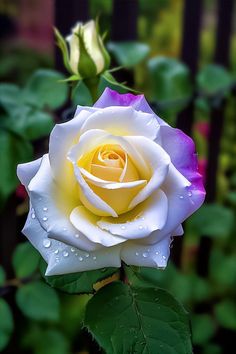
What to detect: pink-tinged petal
<box><xmin>94</xmin><ymin>88</ymin><xmax>166</xmax><ymax>125</ymax></box>
<box><xmin>121</xmin><ymin>235</ymin><xmax>171</xmax><ymax>268</ymax></box>
<box><xmin>158</xmin><ymin>126</ymin><xmax>206</xmax><ymax>209</ymax></box>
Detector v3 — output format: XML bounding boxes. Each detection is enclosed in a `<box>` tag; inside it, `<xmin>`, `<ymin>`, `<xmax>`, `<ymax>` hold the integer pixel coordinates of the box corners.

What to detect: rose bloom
<box><xmin>17</xmin><ymin>89</ymin><xmax>205</xmax><ymax>275</ymax></box>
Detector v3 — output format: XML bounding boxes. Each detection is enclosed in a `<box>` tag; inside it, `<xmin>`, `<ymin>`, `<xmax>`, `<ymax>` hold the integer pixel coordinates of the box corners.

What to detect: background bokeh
<box><xmin>0</xmin><ymin>0</ymin><xmax>236</xmax><ymax>353</ymax></box>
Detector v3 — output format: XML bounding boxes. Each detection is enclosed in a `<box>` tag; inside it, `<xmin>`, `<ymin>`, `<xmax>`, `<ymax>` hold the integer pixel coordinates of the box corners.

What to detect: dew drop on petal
<box><xmin>42</xmin><ymin>217</ymin><xmax>48</xmax><ymax>222</ymax></box>
<box><xmin>93</xmin><ymin>256</ymin><xmax>97</xmax><ymax>260</ymax></box>
<box><xmin>54</xmin><ymin>249</ymin><xmax>59</xmax><ymax>254</ymax></box>
<box><xmin>79</xmin><ymin>256</ymin><xmax>83</xmax><ymax>261</ymax></box>
<box><xmin>188</xmin><ymin>191</ymin><xmax>192</xmax><ymax>197</ymax></box>
<box><xmin>121</xmin><ymin>225</ymin><xmax>126</xmax><ymax>230</ymax></box>
<box><xmin>142</xmin><ymin>252</ymin><xmax>148</xmax><ymax>258</ymax></box>
<box><xmin>162</xmin><ymin>255</ymin><xmax>167</xmax><ymax>260</ymax></box>
<box><xmin>31</xmin><ymin>213</ymin><xmax>36</xmax><ymax>219</ymax></box>
<box><xmin>63</xmin><ymin>227</ymin><xmax>67</xmax><ymax>231</ymax></box>
<box><xmin>63</xmin><ymin>251</ymin><xmax>69</xmax><ymax>257</ymax></box>
<box><xmin>43</xmin><ymin>207</ymin><xmax>48</xmax><ymax>211</ymax></box>
<box><xmin>135</xmin><ymin>252</ymin><xmax>139</xmax><ymax>256</ymax></box>
<box><xmin>155</xmin><ymin>251</ymin><xmax>159</xmax><ymax>255</ymax></box>
<box><xmin>138</xmin><ymin>225</ymin><xmax>143</xmax><ymax>230</ymax></box>
<box><xmin>43</xmin><ymin>239</ymin><xmax>51</xmax><ymax>248</ymax></box>
<box><xmin>71</xmin><ymin>247</ymin><xmax>75</xmax><ymax>253</ymax></box>
<box><xmin>55</xmin><ymin>257</ymin><xmax>59</xmax><ymax>263</ymax></box>
<box><xmin>85</xmin><ymin>253</ymin><xmax>90</xmax><ymax>258</ymax></box>
<box><xmin>179</xmin><ymin>195</ymin><xmax>184</xmax><ymax>199</ymax></box>
<box><xmin>75</xmin><ymin>234</ymin><xmax>79</xmax><ymax>238</ymax></box>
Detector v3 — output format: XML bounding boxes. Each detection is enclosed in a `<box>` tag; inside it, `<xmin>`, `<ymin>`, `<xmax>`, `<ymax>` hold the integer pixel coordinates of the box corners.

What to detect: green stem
<box><xmin>84</xmin><ymin>76</ymin><xmax>100</xmax><ymax>103</ymax></box>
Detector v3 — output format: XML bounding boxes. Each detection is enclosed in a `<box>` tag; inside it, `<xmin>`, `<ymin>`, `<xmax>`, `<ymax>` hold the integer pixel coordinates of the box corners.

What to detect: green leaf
<box><xmin>9</xmin><ymin>107</ymin><xmax>54</xmax><ymax>140</ymax></box>
<box><xmin>12</xmin><ymin>242</ymin><xmax>41</xmax><ymax>278</ymax></box>
<box><xmin>0</xmin><ymin>265</ymin><xmax>5</xmax><ymax>286</ymax></box>
<box><xmin>148</xmin><ymin>56</ymin><xmax>193</xmax><ymax>114</ymax></box>
<box><xmin>107</xmin><ymin>41</ymin><xmax>150</xmax><ymax>67</ymax></box>
<box><xmin>24</xmin><ymin>69</ymin><xmax>68</xmax><ymax>109</ymax></box>
<box><xmin>191</xmin><ymin>314</ymin><xmax>216</xmax><ymax>345</ymax></box>
<box><xmin>0</xmin><ymin>298</ymin><xmax>14</xmax><ymax>351</ymax></box>
<box><xmin>22</xmin><ymin>325</ymin><xmax>70</xmax><ymax>354</ymax></box>
<box><xmin>0</xmin><ymin>84</ymin><xmax>22</xmax><ymax>115</ymax></box>
<box><xmin>187</xmin><ymin>204</ymin><xmax>234</xmax><ymax>239</ymax></box>
<box><xmin>214</xmin><ymin>300</ymin><xmax>236</xmax><ymax>330</ymax></box>
<box><xmin>197</xmin><ymin>64</ymin><xmax>233</xmax><ymax>96</ymax></box>
<box><xmin>72</xmin><ymin>80</ymin><xmax>93</xmax><ymax>106</ymax></box>
<box><xmin>0</xmin><ymin>129</ymin><xmax>33</xmax><ymax>208</ymax></box>
<box><xmin>209</xmin><ymin>250</ymin><xmax>236</xmax><ymax>289</ymax></box>
<box><xmin>16</xmin><ymin>281</ymin><xmax>60</xmax><ymax>321</ymax></box>
<box><xmin>84</xmin><ymin>282</ymin><xmax>192</xmax><ymax>354</ymax></box>
<box><xmin>40</xmin><ymin>258</ymin><xmax>118</xmax><ymax>294</ymax></box>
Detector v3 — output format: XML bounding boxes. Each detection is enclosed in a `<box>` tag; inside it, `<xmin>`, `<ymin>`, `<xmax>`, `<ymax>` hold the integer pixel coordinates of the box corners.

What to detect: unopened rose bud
<box><xmin>55</xmin><ymin>20</ymin><xmax>110</xmax><ymax>80</ymax></box>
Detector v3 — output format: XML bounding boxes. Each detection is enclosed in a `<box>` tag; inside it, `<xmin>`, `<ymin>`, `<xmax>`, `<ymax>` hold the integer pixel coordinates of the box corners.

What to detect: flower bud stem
<box><xmin>84</xmin><ymin>76</ymin><xmax>100</xmax><ymax>103</ymax></box>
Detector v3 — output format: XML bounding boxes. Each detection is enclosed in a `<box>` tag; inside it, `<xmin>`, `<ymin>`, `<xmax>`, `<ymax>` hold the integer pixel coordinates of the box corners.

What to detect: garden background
<box><xmin>0</xmin><ymin>0</ymin><xmax>236</xmax><ymax>353</ymax></box>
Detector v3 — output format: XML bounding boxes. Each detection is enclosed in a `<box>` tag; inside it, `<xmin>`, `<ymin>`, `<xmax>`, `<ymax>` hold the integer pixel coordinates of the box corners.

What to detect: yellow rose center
<box><xmin>78</xmin><ymin>144</ymin><xmax>147</xmax><ymax>215</ymax></box>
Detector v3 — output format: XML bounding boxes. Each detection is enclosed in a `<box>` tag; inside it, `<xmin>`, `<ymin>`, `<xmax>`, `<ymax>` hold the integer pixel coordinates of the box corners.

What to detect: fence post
<box><xmin>197</xmin><ymin>0</ymin><xmax>235</xmax><ymax>276</ymax></box>
<box><xmin>171</xmin><ymin>0</ymin><xmax>203</xmax><ymax>267</ymax></box>
<box><xmin>111</xmin><ymin>0</ymin><xmax>138</xmax><ymax>86</ymax></box>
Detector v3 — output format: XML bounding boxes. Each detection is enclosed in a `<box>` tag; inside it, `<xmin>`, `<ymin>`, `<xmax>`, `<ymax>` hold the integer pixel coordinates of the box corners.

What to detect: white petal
<box><xmin>172</xmin><ymin>225</ymin><xmax>184</xmax><ymax>236</ymax></box>
<box><xmin>97</xmin><ymin>189</ymin><xmax>168</xmax><ymax>239</ymax></box>
<box><xmin>70</xmin><ymin>206</ymin><xmax>126</xmax><ymax>247</ymax></box>
<box><xmin>121</xmin><ymin>235</ymin><xmax>171</xmax><ymax>268</ymax></box>
<box><xmin>126</xmin><ymin>136</ymin><xmax>171</xmax><ymax>209</ymax></box>
<box><xmin>145</xmin><ymin>164</ymin><xmax>192</xmax><ymax>244</ymax></box>
<box><xmin>49</xmin><ymin>108</ymin><xmax>95</xmax><ymax>181</ymax></box>
<box><xmin>80</xmin><ymin>106</ymin><xmax>160</xmax><ymax>140</ymax></box>
<box><xmin>17</xmin><ymin>157</ymin><xmax>42</xmax><ymax>188</ymax></box>
<box><xmin>80</xmin><ymin>167</ymin><xmax>146</xmax><ymax>189</ymax></box>
<box><xmin>83</xmin><ymin>20</ymin><xmax>105</xmax><ymax>74</ymax></box>
<box><xmin>23</xmin><ymin>207</ymin><xmax>121</xmax><ymax>276</ymax></box>
<box><xmin>28</xmin><ymin>154</ymin><xmax>100</xmax><ymax>252</ymax></box>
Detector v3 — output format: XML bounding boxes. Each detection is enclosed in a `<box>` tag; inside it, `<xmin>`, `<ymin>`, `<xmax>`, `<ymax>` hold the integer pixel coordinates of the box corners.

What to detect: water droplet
<box><xmin>63</xmin><ymin>227</ymin><xmax>67</xmax><ymax>231</ymax></box>
<box><xmin>155</xmin><ymin>251</ymin><xmax>159</xmax><ymax>255</ymax></box>
<box><xmin>135</xmin><ymin>252</ymin><xmax>139</xmax><ymax>256</ymax></box>
<box><xmin>43</xmin><ymin>239</ymin><xmax>51</xmax><ymax>248</ymax></box>
<box><xmin>43</xmin><ymin>207</ymin><xmax>48</xmax><ymax>211</ymax></box>
<box><xmin>188</xmin><ymin>191</ymin><xmax>192</xmax><ymax>197</ymax></box>
<box><xmin>162</xmin><ymin>255</ymin><xmax>167</xmax><ymax>260</ymax></box>
<box><xmin>141</xmin><ymin>217</ymin><xmax>145</xmax><ymax>221</ymax></box>
<box><xmin>75</xmin><ymin>253</ymin><xmax>78</xmax><ymax>256</ymax></box>
<box><xmin>79</xmin><ymin>256</ymin><xmax>83</xmax><ymax>261</ymax></box>
<box><xmin>93</xmin><ymin>256</ymin><xmax>97</xmax><ymax>260</ymax></box>
<box><xmin>179</xmin><ymin>195</ymin><xmax>184</xmax><ymax>199</ymax></box>
<box><xmin>74</xmin><ymin>234</ymin><xmax>79</xmax><ymax>238</ymax></box>
<box><xmin>121</xmin><ymin>225</ymin><xmax>126</xmax><ymax>230</ymax></box>
<box><xmin>54</xmin><ymin>249</ymin><xmax>59</xmax><ymax>254</ymax></box>
<box><xmin>43</xmin><ymin>217</ymin><xmax>48</xmax><ymax>222</ymax></box>
<box><xmin>85</xmin><ymin>253</ymin><xmax>90</xmax><ymax>258</ymax></box>
<box><xmin>55</xmin><ymin>257</ymin><xmax>59</xmax><ymax>263</ymax></box>
<box><xmin>138</xmin><ymin>225</ymin><xmax>143</xmax><ymax>230</ymax></box>
<box><xmin>71</xmin><ymin>247</ymin><xmax>75</xmax><ymax>252</ymax></box>
<box><xmin>63</xmin><ymin>251</ymin><xmax>69</xmax><ymax>257</ymax></box>
<box><xmin>142</xmin><ymin>252</ymin><xmax>148</xmax><ymax>258</ymax></box>
<box><xmin>31</xmin><ymin>213</ymin><xmax>35</xmax><ymax>219</ymax></box>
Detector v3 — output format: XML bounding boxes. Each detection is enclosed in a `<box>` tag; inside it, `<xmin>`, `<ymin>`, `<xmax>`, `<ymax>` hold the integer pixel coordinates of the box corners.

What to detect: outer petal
<box><xmin>70</xmin><ymin>206</ymin><xmax>126</xmax><ymax>246</ymax></box>
<box><xmin>121</xmin><ymin>235</ymin><xmax>172</xmax><ymax>268</ymax></box>
<box><xmin>158</xmin><ymin>125</ymin><xmax>205</xmax><ymax>210</ymax></box>
<box><xmin>80</xmin><ymin>106</ymin><xmax>159</xmax><ymax>140</ymax></box>
<box><xmin>94</xmin><ymin>88</ymin><xmax>166</xmax><ymax>125</ymax></box>
<box><xmin>97</xmin><ymin>189</ymin><xmax>168</xmax><ymax>239</ymax></box>
<box><xmin>23</xmin><ymin>207</ymin><xmax>121</xmax><ymax>276</ymax></box>
<box><xmin>28</xmin><ymin>154</ymin><xmax>100</xmax><ymax>252</ymax></box>
<box><xmin>126</xmin><ymin>136</ymin><xmax>171</xmax><ymax>209</ymax></box>
<box><xmin>144</xmin><ymin>164</ymin><xmax>200</xmax><ymax>244</ymax></box>
<box><xmin>17</xmin><ymin>157</ymin><xmax>42</xmax><ymax>189</ymax></box>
